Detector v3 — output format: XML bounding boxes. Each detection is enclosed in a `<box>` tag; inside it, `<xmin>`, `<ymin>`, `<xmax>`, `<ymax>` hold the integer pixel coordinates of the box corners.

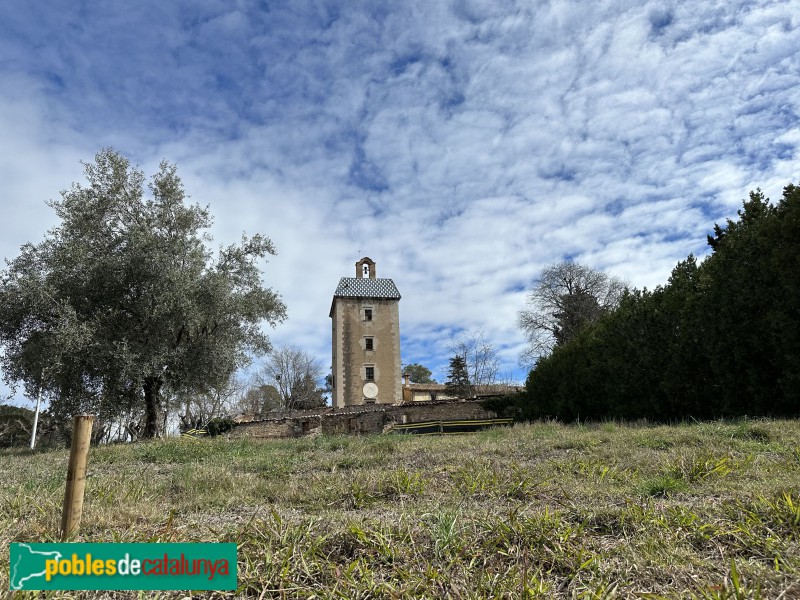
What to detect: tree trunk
<box><xmin>142</xmin><ymin>376</ymin><xmax>163</xmax><ymax>439</ymax></box>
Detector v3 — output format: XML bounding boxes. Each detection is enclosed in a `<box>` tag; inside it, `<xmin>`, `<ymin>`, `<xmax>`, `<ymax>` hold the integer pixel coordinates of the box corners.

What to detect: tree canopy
<box><xmin>0</xmin><ymin>149</ymin><xmax>286</xmax><ymax>438</ymax></box>
<box><xmin>517</xmin><ymin>261</ymin><xmax>626</xmax><ymax>365</ymax></box>
<box><xmin>236</xmin><ymin>383</ymin><xmax>283</xmax><ymax>416</ymax></box>
<box><xmin>0</xmin><ymin>405</ymin><xmax>33</xmax><ymax>448</ymax></box>
<box><xmin>402</xmin><ymin>363</ymin><xmax>435</xmax><ymax>384</ymax></box>
<box><xmin>523</xmin><ymin>184</ymin><xmax>800</xmax><ymax>422</ymax></box>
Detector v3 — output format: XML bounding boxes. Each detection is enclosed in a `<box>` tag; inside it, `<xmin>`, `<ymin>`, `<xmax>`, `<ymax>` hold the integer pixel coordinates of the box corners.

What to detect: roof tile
<box><xmin>333</xmin><ymin>277</ymin><xmax>401</xmax><ymax>299</ymax></box>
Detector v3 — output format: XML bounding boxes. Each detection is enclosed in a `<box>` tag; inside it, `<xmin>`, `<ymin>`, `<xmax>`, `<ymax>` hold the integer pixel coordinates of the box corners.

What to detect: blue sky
<box><xmin>1</xmin><ymin>0</ymin><xmax>799</xmax><ymax>403</ymax></box>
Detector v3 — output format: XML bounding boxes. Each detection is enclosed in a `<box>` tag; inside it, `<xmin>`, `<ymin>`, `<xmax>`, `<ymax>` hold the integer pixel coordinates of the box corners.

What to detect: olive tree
<box><xmin>0</xmin><ymin>149</ymin><xmax>286</xmax><ymax>438</ymax></box>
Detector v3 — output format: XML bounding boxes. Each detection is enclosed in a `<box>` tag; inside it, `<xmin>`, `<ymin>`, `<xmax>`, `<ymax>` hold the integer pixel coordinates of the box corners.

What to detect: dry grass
<box><xmin>2</xmin><ymin>419</ymin><xmax>800</xmax><ymax>599</ymax></box>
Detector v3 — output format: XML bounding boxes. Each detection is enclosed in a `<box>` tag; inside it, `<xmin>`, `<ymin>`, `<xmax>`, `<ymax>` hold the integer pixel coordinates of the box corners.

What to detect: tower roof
<box><xmin>332</xmin><ymin>277</ymin><xmax>401</xmax><ymax>300</ymax></box>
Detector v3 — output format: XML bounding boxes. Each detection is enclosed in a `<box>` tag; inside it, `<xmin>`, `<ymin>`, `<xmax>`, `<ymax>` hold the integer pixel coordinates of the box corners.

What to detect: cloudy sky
<box><xmin>1</xmin><ymin>0</ymin><xmax>799</xmax><ymax>402</ymax></box>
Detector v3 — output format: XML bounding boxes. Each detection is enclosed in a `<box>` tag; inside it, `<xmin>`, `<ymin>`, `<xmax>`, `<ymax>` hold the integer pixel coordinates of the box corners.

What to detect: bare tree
<box><xmin>178</xmin><ymin>376</ymin><xmax>246</xmax><ymax>433</ymax></box>
<box><xmin>257</xmin><ymin>345</ymin><xmax>325</xmax><ymax>411</ymax></box>
<box><xmin>517</xmin><ymin>261</ymin><xmax>626</xmax><ymax>365</ymax></box>
<box><xmin>232</xmin><ymin>381</ymin><xmax>283</xmax><ymax>417</ymax></box>
<box><xmin>0</xmin><ymin>407</ymin><xmax>33</xmax><ymax>448</ymax></box>
<box><xmin>450</xmin><ymin>329</ymin><xmax>500</xmax><ymax>394</ymax></box>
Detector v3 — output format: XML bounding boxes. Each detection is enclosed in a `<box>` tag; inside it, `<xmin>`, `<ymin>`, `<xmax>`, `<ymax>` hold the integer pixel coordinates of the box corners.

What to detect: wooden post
<box><xmin>60</xmin><ymin>415</ymin><xmax>94</xmax><ymax>541</ymax></box>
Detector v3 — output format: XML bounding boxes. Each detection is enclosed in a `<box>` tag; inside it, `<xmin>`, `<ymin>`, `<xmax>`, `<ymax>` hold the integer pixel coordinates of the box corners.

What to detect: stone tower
<box><xmin>330</xmin><ymin>257</ymin><xmax>401</xmax><ymax>408</ymax></box>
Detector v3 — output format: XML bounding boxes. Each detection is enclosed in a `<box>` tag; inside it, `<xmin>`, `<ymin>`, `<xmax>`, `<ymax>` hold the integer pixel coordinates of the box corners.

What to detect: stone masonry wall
<box><xmin>229</xmin><ymin>400</ymin><xmax>497</xmax><ymax>439</ymax></box>
<box><xmin>332</xmin><ymin>296</ymin><xmax>401</xmax><ymax>407</ymax></box>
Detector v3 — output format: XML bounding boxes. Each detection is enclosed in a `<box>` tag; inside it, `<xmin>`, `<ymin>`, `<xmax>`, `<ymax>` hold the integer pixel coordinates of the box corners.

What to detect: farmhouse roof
<box><xmin>332</xmin><ymin>277</ymin><xmax>401</xmax><ymax>300</ymax></box>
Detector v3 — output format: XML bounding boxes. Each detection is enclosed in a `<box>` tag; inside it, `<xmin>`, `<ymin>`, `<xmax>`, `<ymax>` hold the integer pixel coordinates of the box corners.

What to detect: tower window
<box><xmin>365</xmin><ymin>366</ymin><xmax>375</xmax><ymax>381</ymax></box>
<box><xmin>364</xmin><ymin>308</ymin><xmax>373</xmax><ymax>321</ymax></box>
<box><xmin>365</xmin><ymin>337</ymin><xmax>374</xmax><ymax>351</ymax></box>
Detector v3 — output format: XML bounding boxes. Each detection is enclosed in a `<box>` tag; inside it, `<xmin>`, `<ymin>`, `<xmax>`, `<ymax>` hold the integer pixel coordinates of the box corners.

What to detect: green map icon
<box><xmin>10</xmin><ymin>543</ymin><xmax>64</xmax><ymax>590</ymax></box>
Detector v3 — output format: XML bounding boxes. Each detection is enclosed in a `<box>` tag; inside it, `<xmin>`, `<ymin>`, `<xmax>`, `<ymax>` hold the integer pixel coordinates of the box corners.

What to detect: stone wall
<box><xmin>229</xmin><ymin>400</ymin><xmax>496</xmax><ymax>439</ymax></box>
<box><xmin>232</xmin><ymin>420</ymin><xmax>297</xmax><ymax>439</ymax></box>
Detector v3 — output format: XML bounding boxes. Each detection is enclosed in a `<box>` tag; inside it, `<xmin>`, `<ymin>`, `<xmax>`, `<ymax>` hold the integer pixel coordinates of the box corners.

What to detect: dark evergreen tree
<box><xmin>522</xmin><ymin>184</ymin><xmax>800</xmax><ymax>422</ymax></box>
<box><xmin>700</xmin><ymin>187</ymin><xmax>799</xmax><ymax>416</ymax></box>
<box><xmin>445</xmin><ymin>355</ymin><xmax>471</xmax><ymax>398</ymax></box>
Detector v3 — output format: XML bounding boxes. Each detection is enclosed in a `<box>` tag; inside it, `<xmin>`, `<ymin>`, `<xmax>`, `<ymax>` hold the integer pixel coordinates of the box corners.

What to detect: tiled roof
<box><xmin>333</xmin><ymin>277</ymin><xmax>401</xmax><ymax>299</ymax></box>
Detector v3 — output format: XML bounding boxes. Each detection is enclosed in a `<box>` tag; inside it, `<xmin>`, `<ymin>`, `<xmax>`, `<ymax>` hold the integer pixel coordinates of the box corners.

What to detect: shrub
<box><xmin>206</xmin><ymin>417</ymin><xmax>236</xmax><ymax>436</ymax></box>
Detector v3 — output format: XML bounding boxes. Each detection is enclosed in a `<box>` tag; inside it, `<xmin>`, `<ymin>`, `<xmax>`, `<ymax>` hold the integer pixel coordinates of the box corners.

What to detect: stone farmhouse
<box><xmin>330</xmin><ymin>257</ymin><xmax>402</xmax><ymax>408</ymax></box>
<box><xmin>232</xmin><ymin>257</ymin><xmax>517</xmax><ymax>439</ymax></box>
<box><xmin>401</xmin><ymin>376</ymin><xmax>522</xmax><ymax>403</ymax></box>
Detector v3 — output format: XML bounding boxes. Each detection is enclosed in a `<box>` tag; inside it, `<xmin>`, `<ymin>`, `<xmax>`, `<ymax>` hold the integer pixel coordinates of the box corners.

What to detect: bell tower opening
<box><xmin>356</xmin><ymin>257</ymin><xmax>376</xmax><ymax>279</ymax></box>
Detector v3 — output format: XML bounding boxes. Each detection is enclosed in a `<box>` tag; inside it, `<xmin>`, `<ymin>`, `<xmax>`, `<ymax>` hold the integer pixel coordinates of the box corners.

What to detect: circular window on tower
<box><xmin>363</xmin><ymin>382</ymin><xmax>378</xmax><ymax>400</ymax></box>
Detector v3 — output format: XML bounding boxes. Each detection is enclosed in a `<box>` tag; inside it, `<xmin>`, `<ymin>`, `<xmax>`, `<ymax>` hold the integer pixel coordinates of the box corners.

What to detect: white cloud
<box><xmin>1</xmin><ymin>0</ymin><xmax>799</xmax><ymax>403</ymax></box>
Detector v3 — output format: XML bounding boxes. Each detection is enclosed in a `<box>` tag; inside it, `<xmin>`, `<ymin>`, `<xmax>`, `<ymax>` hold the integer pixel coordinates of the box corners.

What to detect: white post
<box><xmin>29</xmin><ymin>384</ymin><xmax>43</xmax><ymax>450</ymax></box>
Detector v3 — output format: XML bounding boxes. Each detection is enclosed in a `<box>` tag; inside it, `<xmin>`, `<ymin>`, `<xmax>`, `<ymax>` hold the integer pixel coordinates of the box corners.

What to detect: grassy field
<box><xmin>2</xmin><ymin>419</ymin><xmax>800</xmax><ymax>599</ymax></box>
